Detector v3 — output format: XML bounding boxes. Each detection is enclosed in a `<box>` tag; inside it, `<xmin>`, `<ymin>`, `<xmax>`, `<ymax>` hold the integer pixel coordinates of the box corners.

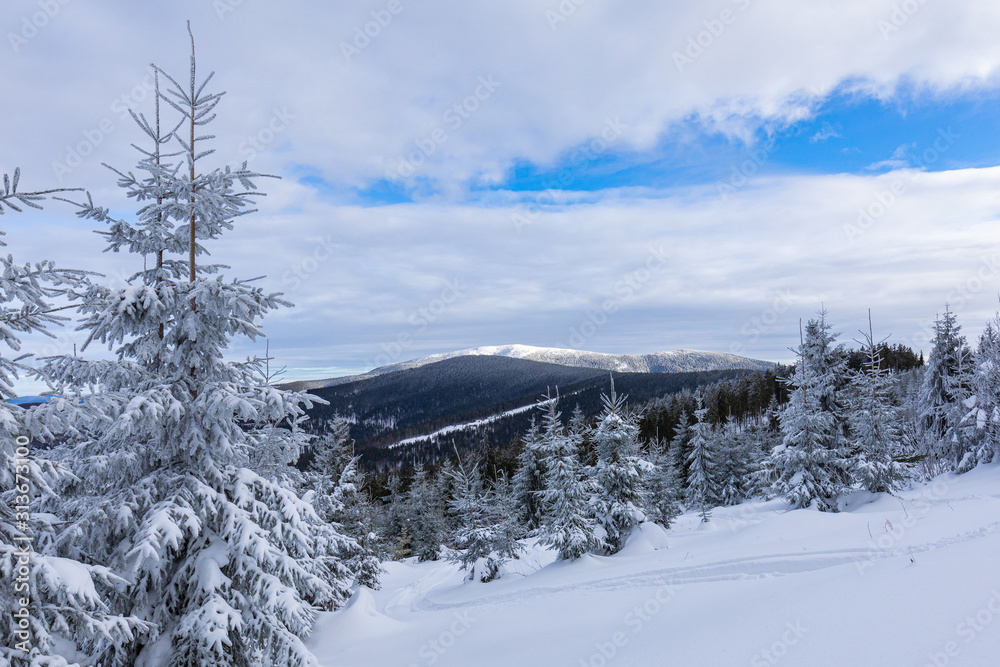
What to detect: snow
<box><xmin>311</xmin><ymin>464</ymin><xmax>1000</xmax><ymax>666</ymax></box>
<box><xmin>286</xmin><ymin>345</ymin><xmax>775</xmax><ymax>391</ymax></box>
<box><xmin>387</xmin><ymin>395</ymin><xmax>560</xmax><ymax>449</ymax></box>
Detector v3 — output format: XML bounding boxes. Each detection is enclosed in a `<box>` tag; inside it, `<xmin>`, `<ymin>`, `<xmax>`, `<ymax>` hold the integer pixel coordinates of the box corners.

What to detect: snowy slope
<box><xmin>373</xmin><ymin>344</ymin><xmax>774</xmax><ymax>376</ymax></box>
<box><xmin>311</xmin><ymin>464</ymin><xmax>1000</xmax><ymax>667</ymax></box>
<box><xmin>283</xmin><ymin>345</ymin><xmax>774</xmax><ymax>391</ymax></box>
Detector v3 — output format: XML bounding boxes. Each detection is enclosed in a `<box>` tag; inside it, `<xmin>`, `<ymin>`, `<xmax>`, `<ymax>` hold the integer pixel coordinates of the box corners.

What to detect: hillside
<box><xmin>311</xmin><ymin>464</ymin><xmax>1000</xmax><ymax>666</ymax></box>
<box><xmin>282</xmin><ymin>345</ymin><xmax>774</xmax><ymax>392</ymax></box>
<box><xmin>301</xmin><ymin>355</ymin><xmax>759</xmax><ymax>470</ymax></box>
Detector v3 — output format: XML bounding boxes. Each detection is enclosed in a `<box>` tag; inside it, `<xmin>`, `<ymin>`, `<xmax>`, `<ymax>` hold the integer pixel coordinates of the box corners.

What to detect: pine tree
<box><xmin>642</xmin><ymin>436</ymin><xmax>681</xmax><ymax>529</ymax></box>
<box><xmin>0</xmin><ymin>172</ymin><xmax>146</xmax><ymax>665</ymax></box>
<box><xmin>591</xmin><ymin>378</ymin><xmax>644</xmax><ymax>554</ymax></box>
<box><xmin>404</xmin><ymin>465</ymin><xmax>445</xmax><ymax>562</ymax></box>
<box><xmin>447</xmin><ymin>459</ymin><xmax>524</xmax><ymax>581</ymax></box>
<box><xmin>536</xmin><ymin>396</ymin><xmax>598</xmax><ymax>560</ymax></box>
<box><xmin>511</xmin><ymin>417</ymin><xmax>546</xmax><ymax>533</ymax></box>
<box><xmin>961</xmin><ymin>316</ymin><xmax>1000</xmax><ymax>470</ymax></box>
<box><xmin>307</xmin><ymin>421</ymin><xmax>384</xmax><ymax>590</ymax></box>
<box><xmin>918</xmin><ymin>306</ymin><xmax>973</xmax><ymax>472</ymax></box>
<box><xmin>767</xmin><ymin>313</ymin><xmax>852</xmax><ymax>511</ymax></box>
<box><xmin>685</xmin><ymin>402</ymin><xmax>719</xmax><ymax>522</ymax></box>
<box><xmin>716</xmin><ymin>419</ymin><xmax>753</xmax><ymax>507</ymax></box>
<box><xmin>40</xmin><ymin>30</ymin><xmax>347</xmax><ymax>665</ymax></box>
<box><xmin>670</xmin><ymin>411</ymin><xmax>694</xmax><ymax>488</ymax></box>
<box><xmin>847</xmin><ymin>314</ymin><xmax>908</xmax><ymax>493</ymax></box>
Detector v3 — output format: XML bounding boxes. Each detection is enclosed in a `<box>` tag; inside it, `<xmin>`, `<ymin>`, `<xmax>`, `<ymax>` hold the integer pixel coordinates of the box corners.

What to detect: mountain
<box><xmin>282</xmin><ymin>345</ymin><xmax>773</xmax><ymax>392</ymax></box>
<box><xmin>298</xmin><ymin>354</ymin><xmax>770</xmax><ymax>471</ymax></box>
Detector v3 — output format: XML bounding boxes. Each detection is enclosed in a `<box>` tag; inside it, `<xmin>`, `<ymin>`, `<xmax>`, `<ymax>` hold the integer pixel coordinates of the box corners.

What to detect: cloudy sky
<box><xmin>4</xmin><ymin>0</ymin><xmax>1000</xmax><ymax>386</ymax></box>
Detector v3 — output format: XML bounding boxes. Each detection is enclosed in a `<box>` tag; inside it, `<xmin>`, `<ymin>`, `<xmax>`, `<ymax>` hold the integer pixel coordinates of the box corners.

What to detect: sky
<box><xmin>4</xmin><ymin>0</ymin><xmax>1000</xmax><ymax>388</ymax></box>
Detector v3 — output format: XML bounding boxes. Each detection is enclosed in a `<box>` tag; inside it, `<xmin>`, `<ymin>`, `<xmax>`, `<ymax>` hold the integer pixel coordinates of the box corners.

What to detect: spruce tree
<box><xmin>447</xmin><ymin>460</ymin><xmax>523</xmax><ymax>581</ymax></box>
<box><xmin>40</xmin><ymin>30</ymin><xmax>347</xmax><ymax>665</ymax></box>
<box><xmin>767</xmin><ymin>314</ymin><xmax>852</xmax><ymax>511</ymax></box>
<box><xmin>536</xmin><ymin>396</ymin><xmax>598</xmax><ymax>560</ymax></box>
<box><xmin>918</xmin><ymin>306</ymin><xmax>972</xmax><ymax>472</ymax></box>
<box><xmin>847</xmin><ymin>314</ymin><xmax>908</xmax><ymax>493</ymax></box>
<box><xmin>511</xmin><ymin>417</ymin><xmax>546</xmax><ymax>533</ymax></box>
<box><xmin>591</xmin><ymin>378</ymin><xmax>644</xmax><ymax>554</ymax></box>
<box><xmin>0</xmin><ymin>172</ymin><xmax>145</xmax><ymax>665</ymax></box>
<box><xmin>642</xmin><ymin>436</ymin><xmax>681</xmax><ymax>529</ymax></box>
<box><xmin>404</xmin><ymin>465</ymin><xmax>445</xmax><ymax>562</ymax></box>
<box><xmin>961</xmin><ymin>316</ymin><xmax>1000</xmax><ymax>470</ymax></box>
<box><xmin>685</xmin><ymin>401</ymin><xmax>719</xmax><ymax>522</ymax></box>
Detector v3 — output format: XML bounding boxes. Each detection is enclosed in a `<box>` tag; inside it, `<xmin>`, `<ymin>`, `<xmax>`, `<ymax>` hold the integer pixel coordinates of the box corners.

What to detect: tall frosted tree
<box><xmin>847</xmin><ymin>315</ymin><xmax>908</xmax><ymax>493</ymax></box>
<box><xmin>591</xmin><ymin>378</ymin><xmax>644</xmax><ymax>554</ymax></box>
<box><xmin>643</xmin><ymin>436</ymin><xmax>681</xmax><ymax>529</ymax></box>
<box><xmin>306</xmin><ymin>419</ymin><xmax>383</xmax><ymax>590</ymax></box>
<box><xmin>447</xmin><ymin>459</ymin><xmax>523</xmax><ymax>581</ymax></box>
<box><xmin>404</xmin><ymin>465</ymin><xmax>445</xmax><ymax>562</ymax></box>
<box><xmin>767</xmin><ymin>314</ymin><xmax>852</xmax><ymax>511</ymax></box>
<box><xmin>512</xmin><ymin>417</ymin><xmax>546</xmax><ymax>532</ymax></box>
<box><xmin>961</xmin><ymin>316</ymin><xmax>1000</xmax><ymax>470</ymax></box>
<box><xmin>685</xmin><ymin>401</ymin><xmax>719</xmax><ymax>522</ymax></box>
<box><xmin>536</xmin><ymin>395</ymin><xmax>598</xmax><ymax>560</ymax></box>
<box><xmin>918</xmin><ymin>306</ymin><xmax>973</xmax><ymax>472</ymax></box>
<box><xmin>0</xmin><ymin>173</ymin><xmax>145</xmax><ymax>665</ymax></box>
<box><xmin>40</xmin><ymin>31</ymin><xmax>348</xmax><ymax>666</ymax></box>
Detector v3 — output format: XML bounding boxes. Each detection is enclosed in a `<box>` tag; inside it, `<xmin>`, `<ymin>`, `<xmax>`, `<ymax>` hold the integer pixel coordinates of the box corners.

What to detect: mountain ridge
<box><xmin>281</xmin><ymin>345</ymin><xmax>774</xmax><ymax>392</ymax></box>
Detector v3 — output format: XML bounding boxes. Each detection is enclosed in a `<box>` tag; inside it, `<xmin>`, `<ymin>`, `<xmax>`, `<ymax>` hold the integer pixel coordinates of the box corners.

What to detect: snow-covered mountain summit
<box><xmin>375</xmin><ymin>344</ymin><xmax>774</xmax><ymax>375</ymax></box>
<box><xmin>283</xmin><ymin>345</ymin><xmax>774</xmax><ymax>391</ymax></box>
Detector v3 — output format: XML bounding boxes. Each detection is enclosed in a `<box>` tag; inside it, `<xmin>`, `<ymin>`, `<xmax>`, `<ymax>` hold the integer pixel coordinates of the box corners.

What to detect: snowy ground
<box><xmin>312</xmin><ymin>465</ymin><xmax>1000</xmax><ymax>667</ymax></box>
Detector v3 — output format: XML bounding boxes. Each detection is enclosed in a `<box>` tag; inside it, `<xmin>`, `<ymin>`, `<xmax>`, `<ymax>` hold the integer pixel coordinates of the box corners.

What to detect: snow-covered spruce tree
<box><xmin>716</xmin><ymin>418</ymin><xmax>755</xmax><ymax>507</ymax></box>
<box><xmin>685</xmin><ymin>401</ymin><xmax>719</xmax><ymax>523</ymax></box>
<box><xmin>403</xmin><ymin>465</ymin><xmax>446</xmax><ymax>561</ymax></box>
<box><xmin>669</xmin><ymin>410</ymin><xmax>694</xmax><ymax>489</ymax></box>
<box><xmin>306</xmin><ymin>419</ymin><xmax>383</xmax><ymax>590</ymax></box>
<box><xmin>642</xmin><ymin>436</ymin><xmax>681</xmax><ymax>529</ymax></box>
<box><xmin>766</xmin><ymin>315</ymin><xmax>852</xmax><ymax>511</ymax></box>
<box><xmin>39</xmin><ymin>32</ymin><xmax>350</xmax><ymax>666</ymax></box>
<box><xmin>591</xmin><ymin>378</ymin><xmax>644</xmax><ymax>554</ymax></box>
<box><xmin>0</xmin><ymin>173</ymin><xmax>146</xmax><ymax>666</ymax></box>
<box><xmin>847</xmin><ymin>315</ymin><xmax>908</xmax><ymax>493</ymax></box>
<box><xmin>511</xmin><ymin>417</ymin><xmax>546</xmax><ymax>533</ymax></box>
<box><xmin>446</xmin><ymin>458</ymin><xmax>524</xmax><ymax>581</ymax></box>
<box><xmin>536</xmin><ymin>395</ymin><xmax>598</xmax><ymax>561</ymax></box>
<box><xmin>960</xmin><ymin>316</ymin><xmax>1000</xmax><ymax>471</ymax></box>
<box><xmin>918</xmin><ymin>306</ymin><xmax>973</xmax><ymax>473</ymax></box>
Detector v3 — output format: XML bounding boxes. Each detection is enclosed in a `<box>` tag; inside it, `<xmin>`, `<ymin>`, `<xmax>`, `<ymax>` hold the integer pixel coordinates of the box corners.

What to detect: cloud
<box><xmin>5</xmin><ymin>0</ymin><xmax>1000</xmax><ymax>386</ymax></box>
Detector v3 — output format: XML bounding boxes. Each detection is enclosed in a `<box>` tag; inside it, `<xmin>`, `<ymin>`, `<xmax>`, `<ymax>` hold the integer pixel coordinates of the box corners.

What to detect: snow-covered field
<box><xmin>312</xmin><ymin>464</ymin><xmax>1000</xmax><ymax>667</ymax></box>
